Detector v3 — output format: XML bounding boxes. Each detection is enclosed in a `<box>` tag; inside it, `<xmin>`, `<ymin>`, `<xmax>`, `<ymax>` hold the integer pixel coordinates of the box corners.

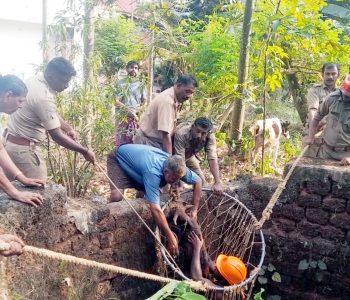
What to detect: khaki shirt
<box><xmin>7</xmin><ymin>74</ymin><xmax>61</xmax><ymax>142</ymax></box>
<box><xmin>139</xmin><ymin>87</ymin><xmax>179</xmax><ymax>143</ymax></box>
<box><xmin>316</xmin><ymin>90</ymin><xmax>350</xmax><ymax>147</ymax></box>
<box><xmin>174</xmin><ymin>124</ymin><xmax>217</xmax><ymax>160</ymax></box>
<box><xmin>307</xmin><ymin>83</ymin><xmax>336</xmax><ymax>111</ymax></box>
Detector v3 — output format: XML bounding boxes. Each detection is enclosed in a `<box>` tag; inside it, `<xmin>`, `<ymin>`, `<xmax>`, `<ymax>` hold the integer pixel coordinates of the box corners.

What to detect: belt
<box><xmin>323</xmin><ymin>142</ymin><xmax>350</xmax><ymax>152</ymax></box>
<box><xmin>7</xmin><ymin>134</ymin><xmax>39</xmax><ymax>146</ymax></box>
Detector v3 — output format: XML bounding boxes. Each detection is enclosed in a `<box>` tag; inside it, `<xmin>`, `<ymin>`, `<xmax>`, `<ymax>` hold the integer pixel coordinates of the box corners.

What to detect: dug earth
<box><xmin>0</xmin><ymin>157</ymin><xmax>349</xmax><ymax>299</ymax></box>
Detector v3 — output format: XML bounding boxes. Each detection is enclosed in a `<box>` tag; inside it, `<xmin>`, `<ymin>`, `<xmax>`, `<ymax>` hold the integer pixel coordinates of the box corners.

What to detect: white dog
<box><xmin>250</xmin><ymin>117</ymin><xmax>290</xmax><ymax>167</ymax></box>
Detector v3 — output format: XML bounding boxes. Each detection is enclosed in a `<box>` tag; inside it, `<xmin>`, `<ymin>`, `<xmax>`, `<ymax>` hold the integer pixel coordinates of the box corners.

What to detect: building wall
<box><xmin>0</xmin><ymin>19</ymin><xmax>42</xmax><ymax>78</ymax></box>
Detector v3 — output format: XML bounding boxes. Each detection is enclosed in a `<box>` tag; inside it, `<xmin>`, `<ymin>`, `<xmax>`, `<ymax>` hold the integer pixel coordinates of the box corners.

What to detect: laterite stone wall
<box><xmin>242</xmin><ymin>158</ymin><xmax>350</xmax><ymax>300</ymax></box>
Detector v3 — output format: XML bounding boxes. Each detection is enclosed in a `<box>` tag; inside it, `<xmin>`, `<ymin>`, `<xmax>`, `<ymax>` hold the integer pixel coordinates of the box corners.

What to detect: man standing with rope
<box><xmin>107</xmin><ymin>144</ymin><xmax>202</xmax><ymax>256</ymax></box>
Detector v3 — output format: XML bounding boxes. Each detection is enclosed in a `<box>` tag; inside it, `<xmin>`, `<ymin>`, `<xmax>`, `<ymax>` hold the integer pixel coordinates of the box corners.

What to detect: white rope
<box><xmin>256</xmin><ymin>145</ymin><xmax>309</xmax><ymax>228</ymax></box>
<box><xmin>0</xmin><ymin>242</ymin><xmax>207</xmax><ymax>292</ymax></box>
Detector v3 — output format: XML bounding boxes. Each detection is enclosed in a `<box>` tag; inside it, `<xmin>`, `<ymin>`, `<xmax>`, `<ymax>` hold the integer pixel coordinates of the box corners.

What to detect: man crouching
<box><xmin>107</xmin><ymin>144</ymin><xmax>202</xmax><ymax>256</ymax></box>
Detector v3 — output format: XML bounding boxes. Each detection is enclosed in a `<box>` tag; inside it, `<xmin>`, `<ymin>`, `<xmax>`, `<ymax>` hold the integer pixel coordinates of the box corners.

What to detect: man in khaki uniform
<box><xmin>0</xmin><ymin>75</ymin><xmax>44</xmax><ymax>207</ymax></box>
<box><xmin>303</xmin><ymin>63</ymin><xmax>339</xmax><ymax>156</ymax></box>
<box><xmin>5</xmin><ymin>57</ymin><xmax>95</xmax><ymax>180</ymax></box>
<box><xmin>134</xmin><ymin>75</ymin><xmax>198</xmax><ymax>154</ymax></box>
<box><xmin>305</xmin><ymin>75</ymin><xmax>350</xmax><ymax>163</ymax></box>
<box><xmin>305</xmin><ymin>63</ymin><xmax>340</xmax><ymax>132</ymax></box>
<box><xmin>173</xmin><ymin>117</ymin><xmax>223</xmax><ymax>194</ymax></box>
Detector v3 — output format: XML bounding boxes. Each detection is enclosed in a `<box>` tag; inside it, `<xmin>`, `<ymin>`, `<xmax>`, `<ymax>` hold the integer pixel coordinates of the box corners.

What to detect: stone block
<box><xmin>347</xmin><ymin>201</ymin><xmax>350</xmax><ymax>213</ymax></box>
<box><xmin>298</xmin><ymin>220</ymin><xmax>320</xmax><ymax>237</ymax></box>
<box><xmin>332</xmin><ymin>184</ymin><xmax>350</xmax><ymax>200</ymax></box>
<box><xmin>312</xmin><ymin>237</ymin><xmax>338</xmax><ymax>256</ymax></box>
<box><xmin>275</xmin><ymin>204</ymin><xmax>305</xmax><ymax>222</ymax></box>
<box><xmin>305</xmin><ymin>208</ymin><xmax>329</xmax><ymax>225</ymax></box>
<box><xmin>98</xmin><ymin>232</ymin><xmax>114</xmax><ymax>249</ymax></box>
<box><xmin>297</xmin><ymin>190</ymin><xmax>322</xmax><ymax>208</ymax></box>
<box><xmin>329</xmin><ymin>212</ymin><xmax>350</xmax><ymax>230</ymax></box>
<box><xmin>274</xmin><ymin>218</ymin><xmax>295</xmax><ymax>233</ymax></box>
<box><xmin>319</xmin><ymin>225</ymin><xmax>345</xmax><ymax>241</ymax></box>
<box><xmin>322</xmin><ymin>196</ymin><xmax>346</xmax><ymax>213</ymax></box>
<box><xmin>248</xmin><ymin>177</ymin><xmax>280</xmax><ymax>204</ymax></box>
<box><xmin>306</xmin><ymin>180</ymin><xmax>331</xmax><ymax>196</ymax></box>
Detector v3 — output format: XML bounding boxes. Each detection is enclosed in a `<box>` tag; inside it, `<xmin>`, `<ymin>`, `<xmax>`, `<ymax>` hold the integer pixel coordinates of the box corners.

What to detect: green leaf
<box><xmin>254</xmin><ymin>288</ymin><xmax>265</xmax><ymax>300</ymax></box>
<box><xmin>180</xmin><ymin>292</ymin><xmax>206</xmax><ymax>300</ymax></box>
<box><xmin>258</xmin><ymin>268</ymin><xmax>266</xmax><ymax>276</ymax></box>
<box><xmin>146</xmin><ymin>282</ymin><xmax>178</xmax><ymax>300</ymax></box>
<box><xmin>272</xmin><ymin>20</ymin><xmax>281</xmax><ymax>31</ymax></box>
<box><xmin>309</xmin><ymin>260</ymin><xmax>317</xmax><ymax>269</ymax></box>
<box><xmin>271</xmin><ymin>272</ymin><xmax>282</xmax><ymax>283</ymax></box>
<box><xmin>317</xmin><ymin>260</ymin><xmax>327</xmax><ymax>270</ymax></box>
<box><xmin>258</xmin><ymin>276</ymin><xmax>268</xmax><ymax>284</ymax></box>
<box><xmin>267</xmin><ymin>263</ymin><xmax>276</xmax><ymax>272</ymax></box>
<box><xmin>298</xmin><ymin>259</ymin><xmax>309</xmax><ymax>270</ymax></box>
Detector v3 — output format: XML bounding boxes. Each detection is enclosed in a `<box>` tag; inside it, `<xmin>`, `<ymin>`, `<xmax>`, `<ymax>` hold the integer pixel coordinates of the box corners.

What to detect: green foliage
<box><xmin>47</xmin><ymin>79</ymin><xmax>115</xmax><ymax>197</ymax></box>
<box><xmin>298</xmin><ymin>259</ymin><xmax>327</xmax><ymax>271</ymax></box>
<box><xmin>257</xmin><ymin>263</ymin><xmax>282</xmax><ymax>286</ymax></box>
<box><xmin>254</xmin><ymin>288</ymin><xmax>265</xmax><ymax>300</ymax></box>
<box><xmin>94</xmin><ymin>17</ymin><xmax>145</xmax><ymax>77</ymax></box>
<box><xmin>147</xmin><ymin>282</ymin><xmax>206</xmax><ymax>300</ymax></box>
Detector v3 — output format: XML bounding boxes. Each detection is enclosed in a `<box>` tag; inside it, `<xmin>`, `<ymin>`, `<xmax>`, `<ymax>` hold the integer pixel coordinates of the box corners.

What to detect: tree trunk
<box><xmin>285</xmin><ymin>70</ymin><xmax>307</xmax><ymax>123</ymax></box>
<box><xmin>147</xmin><ymin>12</ymin><xmax>156</xmax><ymax>105</ymax></box>
<box><xmin>83</xmin><ymin>1</ymin><xmax>95</xmax><ymax>85</ymax></box>
<box><xmin>42</xmin><ymin>0</ymin><xmax>49</xmax><ymax>64</ymax></box>
<box><xmin>230</xmin><ymin>0</ymin><xmax>256</xmax><ymax>148</ymax></box>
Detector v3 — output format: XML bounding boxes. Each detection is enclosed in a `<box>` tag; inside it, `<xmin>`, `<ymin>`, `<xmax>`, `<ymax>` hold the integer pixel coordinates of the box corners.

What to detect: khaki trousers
<box><xmin>4</xmin><ymin>141</ymin><xmax>47</xmax><ymax>180</ymax></box>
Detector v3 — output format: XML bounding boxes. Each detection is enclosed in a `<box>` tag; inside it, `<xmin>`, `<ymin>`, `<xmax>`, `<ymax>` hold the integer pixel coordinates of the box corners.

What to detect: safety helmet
<box><xmin>341</xmin><ymin>75</ymin><xmax>350</xmax><ymax>97</ymax></box>
<box><xmin>216</xmin><ymin>254</ymin><xmax>247</xmax><ymax>285</ymax></box>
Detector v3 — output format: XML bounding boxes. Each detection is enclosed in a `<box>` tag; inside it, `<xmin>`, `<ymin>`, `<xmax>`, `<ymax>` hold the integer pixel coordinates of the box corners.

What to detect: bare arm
<box><xmin>58</xmin><ymin>115</ymin><xmax>79</xmax><ymax>140</ymax></box>
<box><xmin>58</xmin><ymin>115</ymin><xmax>73</xmax><ymax>133</ymax></box>
<box><xmin>0</xmin><ymin>166</ymin><xmax>43</xmax><ymax>207</ymax></box>
<box><xmin>0</xmin><ymin>146</ymin><xmax>45</xmax><ymax>187</ymax></box>
<box><xmin>191</xmin><ymin>178</ymin><xmax>203</xmax><ymax>218</ymax></box>
<box><xmin>208</xmin><ymin>159</ymin><xmax>223</xmax><ymax>194</ymax></box>
<box><xmin>149</xmin><ymin>203</ymin><xmax>178</xmax><ymax>256</ymax></box>
<box><xmin>48</xmin><ymin>128</ymin><xmax>95</xmax><ymax>163</ymax></box>
<box><xmin>189</xmin><ymin>232</ymin><xmax>204</xmax><ymax>281</ymax></box>
<box><xmin>307</xmin><ymin>116</ymin><xmax>321</xmax><ymax>142</ymax></box>
<box><xmin>162</xmin><ymin>131</ymin><xmax>172</xmax><ymax>154</ymax></box>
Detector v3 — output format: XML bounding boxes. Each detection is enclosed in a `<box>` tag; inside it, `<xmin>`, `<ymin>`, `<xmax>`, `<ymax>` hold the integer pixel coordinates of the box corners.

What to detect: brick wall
<box><xmin>243</xmin><ymin>158</ymin><xmax>350</xmax><ymax>300</ymax></box>
<box><xmin>0</xmin><ymin>183</ymin><xmax>160</xmax><ymax>299</ymax></box>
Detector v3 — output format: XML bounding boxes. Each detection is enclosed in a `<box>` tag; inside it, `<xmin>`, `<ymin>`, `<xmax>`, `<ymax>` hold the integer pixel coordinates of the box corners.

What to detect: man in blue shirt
<box><xmin>107</xmin><ymin>144</ymin><xmax>202</xmax><ymax>256</ymax></box>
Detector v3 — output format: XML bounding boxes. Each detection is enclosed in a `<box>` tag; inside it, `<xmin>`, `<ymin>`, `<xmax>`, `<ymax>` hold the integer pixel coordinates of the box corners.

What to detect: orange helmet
<box><xmin>216</xmin><ymin>254</ymin><xmax>247</xmax><ymax>285</ymax></box>
<box><xmin>341</xmin><ymin>75</ymin><xmax>350</xmax><ymax>97</ymax></box>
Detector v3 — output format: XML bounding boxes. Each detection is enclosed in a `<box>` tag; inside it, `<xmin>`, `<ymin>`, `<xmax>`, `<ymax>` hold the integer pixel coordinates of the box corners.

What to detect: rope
<box><xmin>256</xmin><ymin>145</ymin><xmax>309</xmax><ymax>228</ymax></box>
<box><xmin>94</xmin><ymin>162</ymin><xmax>181</xmax><ymax>272</ymax></box>
<box><xmin>0</xmin><ymin>242</ymin><xmax>207</xmax><ymax>292</ymax></box>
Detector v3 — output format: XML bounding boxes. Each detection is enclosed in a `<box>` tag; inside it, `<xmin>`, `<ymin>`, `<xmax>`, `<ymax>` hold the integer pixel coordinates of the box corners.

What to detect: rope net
<box><xmin>158</xmin><ymin>188</ymin><xmax>265</xmax><ymax>300</ymax></box>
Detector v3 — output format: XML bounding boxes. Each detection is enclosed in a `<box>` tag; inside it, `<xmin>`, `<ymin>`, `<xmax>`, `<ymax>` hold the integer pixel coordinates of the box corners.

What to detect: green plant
<box><xmin>94</xmin><ymin>17</ymin><xmax>146</xmax><ymax>77</ymax></box>
<box><xmin>47</xmin><ymin>79</ymin><xmax>115</xmax><ymax>197</ymax></box>
<box><xmin>147</xmin><ymin>282</ymin><xmax>206</xmax><ymax>300</ymax></box>
<box><xmin>254</xmin><ymin>288</ymin><xmax>265</xmax><ymax>300</ymax></box>
<box><xmin>257</xmin><ymin>263</ymin><xmax>282</xmax><ymax>285</ymax></box>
